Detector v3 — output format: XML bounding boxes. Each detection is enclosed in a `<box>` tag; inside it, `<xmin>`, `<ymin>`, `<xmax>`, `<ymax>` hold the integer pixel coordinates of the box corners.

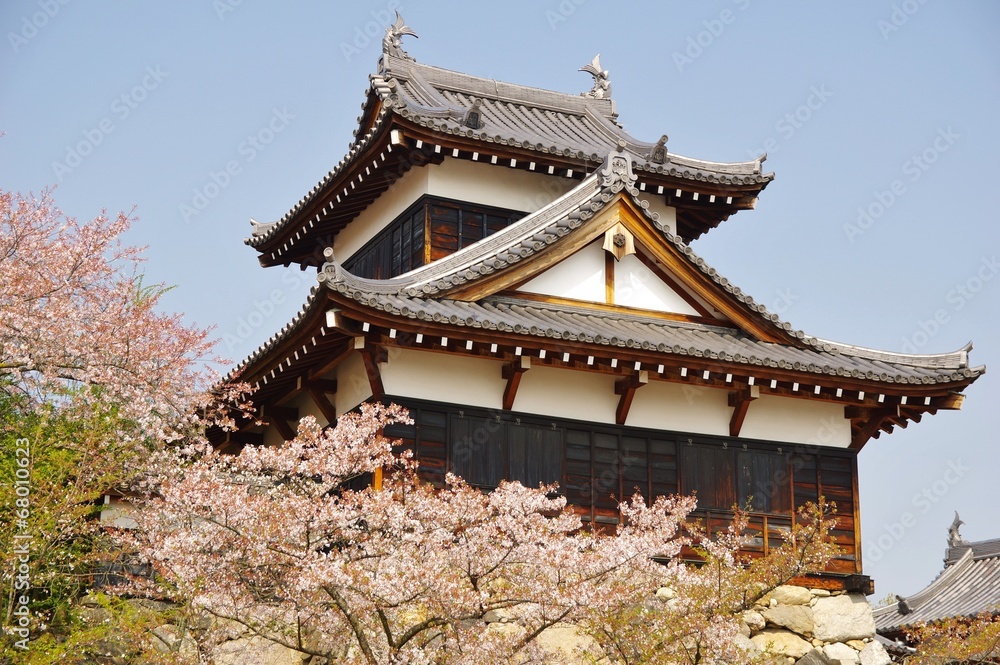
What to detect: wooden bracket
<box><xmin>849</xmin><ymin>405</ymin><xmax>902</xmax><ymax>449</ymax></box>
<box><xmin>502</xmin><ymin>356</ymin><xmax>531</xmax><ymax>411</ymax></box>
<box><xmin>358</xmin><ymin>342</ymin><xmax>387</xmax><ymax>401</ymax></box>
<box><xmin>218</xmin><ymin>430</ymin><xmax>264</xmax><ymax>454</ymax></box>
<box><xmin>259</xmin><ymin>405</ymin><xmax>299</xmax><ymax>442</ymax></box>
<box><xmin>298</xmin><ymin>376</ymin><xmax>338</xmax><ymax>425</ymax></box>
<box><xmin>931</xmin><ymin>393</ymin><xmax>965</xmax><ymax>410</ymax></box>
<box><xmin>614</xmin><ymin>370</ymin><xmax>648</xmax><ymax>425</ymax></box>
<box><xmin>728</xmin><ymin>384</ymin><xmax>760</xmax><ymax>437</ymax></box>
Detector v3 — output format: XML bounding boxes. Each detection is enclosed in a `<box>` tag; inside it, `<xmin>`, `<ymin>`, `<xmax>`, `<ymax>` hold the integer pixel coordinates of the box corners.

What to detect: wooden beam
<box><xmin>931</xmin><ymin>393</ymin><xmax>965</xmax><ymax>410</ymax></box>
<box><xmin>728</xmin><ymin>384</ymin><xmax>760</xmax><ymax>437</ymax></box>
<box><xmin>605</xmin><ymin>251</ymin><xmax>615</xmax><ymax>304</ymax></box>
<box><xmin>218</xmin><ymin>430</ymin><xmax>264</xmax><ymax>454</ymax></box>
<box><xmin>359</xmin><ymin>344</ymin><xmax>387</xmax><ymax>401</ymax></box>
<box><xmin>259</xmin><ymin>405</ymin><xmax>299</xmax><ymax>441</ymax></box>
<box><xmin>849</xmin><ymin>406</ymin><xmax>901</xmax><ymax>449</ymax></box>
<box><xmin>614</xmin><ymin>370</ymin><xmax>648</xmax><ymax>425</ymax></box>
<box><xmin>296</xmin><ymin>376</ymin><xmax>338</xmax><ymax>424</ymax></box>
<box><xmin>502</xmin><ymin>356</ymin><xmax>531</xmax><ymax>410</ymax></box>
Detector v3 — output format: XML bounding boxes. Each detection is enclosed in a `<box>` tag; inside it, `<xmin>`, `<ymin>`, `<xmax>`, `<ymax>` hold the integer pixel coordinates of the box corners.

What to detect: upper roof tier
<box><xmin>246</xmin><ymin>15</ymin><xmax>774</xmax><ymax>267</ymax></box>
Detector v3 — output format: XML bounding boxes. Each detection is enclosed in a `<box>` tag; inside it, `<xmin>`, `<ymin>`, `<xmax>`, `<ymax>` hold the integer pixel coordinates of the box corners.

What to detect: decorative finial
<box><xmin>649</xmin><ymin>135</ymin><xmax>668</xmax><ymax>164</ymax></box>
<box><xmin>249</xmin><ymin>217</ymin><xmax>275</xmax><ymax>238</ymax></box>
<box><xmin>948</xmin><ymin>511</ymin><xmax>969</xmax><ymax>548</ymax></box>
<box><xmin>383</xmin><ymin>11</ymin><xmax>417</xmax><ymax>60</ymax></box>
<box><xmin>580</xmin><ymin>54</ymin><xmax>611</xmax><ymax>99</ymax></box>
<box><xmin>599</xmin><ymin>146</ymin><xmax>637</xmax><ymax>192</ymax></box>
<box><xmin>462</xmin><ymin>98</ymin><xmax>485</xmax><ymax>129</ymax></box>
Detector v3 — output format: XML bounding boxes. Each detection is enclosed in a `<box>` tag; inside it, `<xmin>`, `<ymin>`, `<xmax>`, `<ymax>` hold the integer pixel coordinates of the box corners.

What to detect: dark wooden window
<box><xmin>343</xmin><ymin>201</ymin><xmax>425</xmax><ymax>279</ymax></box>
<box><xmin>450</xmin><ymin>412</ymin><xmax>561</xmax><ymax>489</ymax></box>
<box><xmin>383</xmin><ymin>397</ymin><xmax>859</xmax><ymax>573</ymax></box>
<box><xmin>678</xmin><ymin>444</ymin><xmax>791</xmax><ymax>514</ymax></box>
<box><xmin>343</xmin><ymin>196</ymin><xmax>525</xmax><ymax>278</ymax></box>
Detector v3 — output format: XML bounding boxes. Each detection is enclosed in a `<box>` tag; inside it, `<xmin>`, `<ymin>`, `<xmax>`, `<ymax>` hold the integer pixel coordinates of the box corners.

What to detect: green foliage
<box><xmin>0</xmin><ymin>389</ymin><xmax>158</xmax><ymax>654</ymax></box>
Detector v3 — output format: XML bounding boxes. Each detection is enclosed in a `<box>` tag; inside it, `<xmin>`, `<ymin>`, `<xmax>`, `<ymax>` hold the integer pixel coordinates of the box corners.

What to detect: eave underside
<box><xmin>212</xmin><ymin>291</ymin><xmax>977</xmax><ymax>452</ymax></box>
<box><xmin>249</xmin><ymin>119</ymin><xmax>768</xmax><ymax>268</ymax></box>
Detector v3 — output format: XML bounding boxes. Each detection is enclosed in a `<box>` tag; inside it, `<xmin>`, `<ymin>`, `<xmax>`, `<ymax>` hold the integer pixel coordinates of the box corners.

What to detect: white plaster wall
<box><xmin>426</xmin><ymin>158</ymin><xmax>574</xmax><ymax>213</ymax></box>
<box><xmin>519</xmin><ymin>240</ymin><xmax>606</xmax><ymax>302</ymax></box>
<box><xmin>335</xmin><ymin>352</ymin><xmax>374</xmax><ymax>415</ymax></box>
<box><xmin>739</xmin><ymin>395</ymin><xmax>850</xmax><ymax>447</ymax></box>
<box><xmin>287</xmin><ymin>390</ymin><xmax>329</xmax><ymax>428</ymax></box>
<box><xmin>512</xmin><ymin>367</ymin><xmax>618</xmax><ymax>424</ymax></box>
<box><xmin>614</xmin><ymin>253</ymin><xmax>700</xmax><ymax>315</ymax></box>
<box><xmin>262</xmin><ymin>426</ymin><xmax>285</xmax><ymax>448</ymax></box>
<box><xmin>334</xmin><ymin>166</ymin><xmax>430</xmax><ymax>260</ymax></box>
<box><xmin>626</xmin><ymin>381</ymin><xmax>731</xmax><ymax>436</ymax></box>
<box><xmin>625</xmin><ymin>383</ymin><xmax>850</xmax><ymax>447</ymax></box>
<box><xmin>100</xmin><ymin>497</ymin><xmax>137</xmax><ymax>529</ymax></box>
<box><xmin>643</xmin><ymin>197</ymin><xmax>677</xmax><ymax>236</ymax></box>
<box><xmin>334</xmin><ymin>159</ymin><xmax>574</xmax><ymax>262</ymax></box>
<box><xmin>381</xmin><ymin>348</ymin><xmax>503</xmax><ymax>409</ymax></box>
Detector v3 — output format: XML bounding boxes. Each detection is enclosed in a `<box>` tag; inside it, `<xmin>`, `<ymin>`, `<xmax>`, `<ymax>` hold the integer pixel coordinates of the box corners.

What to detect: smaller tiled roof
<box><xmin>247</xmin><ymin>23</ymin><xmax>772</xmax><ymax>252</ymax></box>
<box><xmin>874</xmin><ymin>536</ymin><xmax>1000</xmax><ymax>634</ymax></box>
<box><xmin>375</xmin><ymin>53</ymin><xmax>770</xmax><ymax>186</ymax></box>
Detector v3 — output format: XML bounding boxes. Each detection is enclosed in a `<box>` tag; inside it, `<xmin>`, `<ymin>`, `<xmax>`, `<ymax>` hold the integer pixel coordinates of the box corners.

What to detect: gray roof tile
<box><xmin>874</xmin><ymin>540</ymin><xmax>1000</xmax><ymax>633</ymax></box>
<box><xmin>247</xmin><ymin>50</ymin><xmax>772</xmax><ymax>250</ymax></box>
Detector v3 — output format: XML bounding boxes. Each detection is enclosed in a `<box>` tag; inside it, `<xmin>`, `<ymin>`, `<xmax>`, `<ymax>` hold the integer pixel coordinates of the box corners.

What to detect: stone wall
<box><xmin>85</xmin><ymin>583</ymin><xmax>890</xmax><ymax>664</ymax></box>
<box><xmin>739</xmin><ymin>584</ymin><xmax>891</xmax><ymax>665</ymax></box>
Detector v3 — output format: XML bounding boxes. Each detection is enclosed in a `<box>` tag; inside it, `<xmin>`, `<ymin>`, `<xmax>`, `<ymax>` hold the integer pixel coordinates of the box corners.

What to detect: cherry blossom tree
<box><xmin>0</xmin><ymin>187</ymin><xmax>235</xmax><ymax>653</ymax></box>
<box><xmin>905</xmin><ymin>612</ymin><xmax>1000</xmax><ymax>664</ymax></box>
<box><xmin>132</xmin><ymin>403</ymin><xmax>838</xmax><ymax>664</ymax></box>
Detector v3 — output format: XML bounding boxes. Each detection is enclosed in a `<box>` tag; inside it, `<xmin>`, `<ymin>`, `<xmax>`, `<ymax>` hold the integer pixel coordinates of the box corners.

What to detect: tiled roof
<box><xmin>247</xmin><ymin>38</ymin><xmax>772</xmax><ymax>251</ymax></box>
<box><xmin>312</xmin><ymin>153</ymin><xmax>980</xmax><ymax>387</ymax></box>
<box><xmin>320</xmin><ymin>290</ymin><xmax>977</xmax><ymax>387</ymax></box>
<box><xmin>376</xmin><ymin>53</ymin><xmax>770</xmax><ymax>185</ymax></box>
<box><xmin>874</xmin><ymin>540</ymin><xmax>1000</xmax><ymax>633</ymax></box>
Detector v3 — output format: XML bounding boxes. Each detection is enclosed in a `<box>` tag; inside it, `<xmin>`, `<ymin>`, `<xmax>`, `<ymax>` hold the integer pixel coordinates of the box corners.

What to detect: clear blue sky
<box><xmin>2</xmin><ymin>1</ymin><xmax>998</xmax><ymax>599</ymax></box>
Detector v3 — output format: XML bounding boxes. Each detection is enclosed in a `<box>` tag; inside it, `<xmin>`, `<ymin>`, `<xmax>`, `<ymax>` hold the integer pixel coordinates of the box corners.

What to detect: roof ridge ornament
<box><xmin>649</xmin><ymin>135</ymin><xmax>669</xmax><ymax>164</ymax></box>
<box><xmin>580</xmin><ymin>54</ymin><xmax>611</xmax><ymax>99</ymax></box>
<box><xmin>599</xmin><ymin>141</ymin><xmax>638</xmax><ymax>193</ymax></box>
<box><xmin>948</xmin><ymin>511</ymin><xmax>970</xmax><ymax>548</ymax></box>
<box><xmin>462</xmin><ymin>98</ymin><xmax>485</xmax><ymax>129</ymax></box>
<box><xmin>383</xmin><ymin>11</ymin><xmax>417</xmax><ymax>61</ymax></box>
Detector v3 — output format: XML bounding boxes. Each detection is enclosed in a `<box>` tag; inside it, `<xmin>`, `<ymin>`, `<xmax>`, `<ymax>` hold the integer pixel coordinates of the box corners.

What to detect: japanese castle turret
<box><xmin>219</xmin><ymin>14</ymin><xmax>983</xmax><ymax>596</ymax></box>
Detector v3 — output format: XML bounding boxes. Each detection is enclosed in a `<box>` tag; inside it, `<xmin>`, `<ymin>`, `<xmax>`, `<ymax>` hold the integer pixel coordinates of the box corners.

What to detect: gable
<box><xmin>517</xmin><ymin>239</ymin><xmax>715</xmax><ymax>319</ymax></box>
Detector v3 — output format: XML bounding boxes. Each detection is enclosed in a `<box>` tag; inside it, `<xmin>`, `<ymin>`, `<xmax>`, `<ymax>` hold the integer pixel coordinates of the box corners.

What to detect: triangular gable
<box><xmin>439</xmin><ymin>192</ymin><xmax>797</xmax><ymax>344</ymax></box>
<box><xmin>516</xmin><ymin>238</ymin><xmax>719</xmax><ymax>320</ymax></box>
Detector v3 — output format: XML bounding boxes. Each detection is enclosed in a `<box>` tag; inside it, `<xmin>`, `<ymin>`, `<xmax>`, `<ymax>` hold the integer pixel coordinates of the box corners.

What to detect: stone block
<box><xmin>858</xmin><ymin>641</ymin><xmax>891</xmax><ymax>665</ymax></box>
<box><xmin>812</xmin><ymin>594</ymin><xmax>875</xmax><ymax>643</ymax></box>
<box><xmin>763</xmin><ymin>604</ymin><xmax>814</xmax><ymax>635</ymax></box>
<box><xmin>770</xmin><ymin>585</ymin><xmax>813</xmax><ymax>605</ymax></box>
<box><xmin>744</xmin><ymin>609</ymin><xmax>766</xmax><ymax>632</ymax></box>
<box><xmin>823</xmin><ymin>641</ymin><xmax>860</xmax><ymax>664</ymax></box>
<box><xmin>751</xmin><ymin>628</ymin><xmax>813</xmax><ymax>659</ymax></box>
<box><xmin>795</xmin><ymin>648</ymin><xmax>831</xmax><ymax>664</ymax></box>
